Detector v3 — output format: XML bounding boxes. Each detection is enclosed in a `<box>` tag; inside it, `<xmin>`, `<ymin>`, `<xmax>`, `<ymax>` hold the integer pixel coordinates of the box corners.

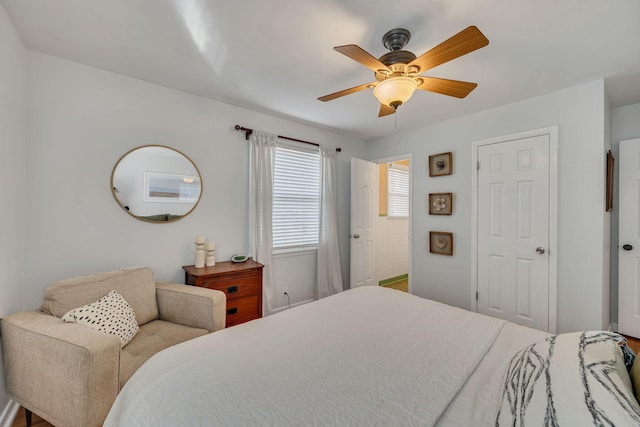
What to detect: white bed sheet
<box><xmin>436</xmin><ymin>321</ymin><xmax>549</xmax><ymax>426</ymax></box>
<box><xmin>105</xmin><ymin>286</ymin><xmax>545</xmax><ymax>426</ymax></box>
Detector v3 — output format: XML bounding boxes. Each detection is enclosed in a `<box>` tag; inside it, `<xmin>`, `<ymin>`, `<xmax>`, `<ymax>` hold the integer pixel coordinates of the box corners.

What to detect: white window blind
<box><xmin>272</xmin><ymin>144</ymin><xmax>321</xmax><ymax>250</ymax></box>
<box><xmin>388</xmin><ymin>164</ymin><xmax>409</xmax><ymax>218</ymax></box>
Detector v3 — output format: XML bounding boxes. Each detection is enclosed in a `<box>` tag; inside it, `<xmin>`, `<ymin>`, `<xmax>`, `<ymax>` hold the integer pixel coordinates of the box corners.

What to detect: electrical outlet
<box><xmin>283</xmin><ymin>287</ymin><xmax>288</xmax><ymax>295</ymax></box>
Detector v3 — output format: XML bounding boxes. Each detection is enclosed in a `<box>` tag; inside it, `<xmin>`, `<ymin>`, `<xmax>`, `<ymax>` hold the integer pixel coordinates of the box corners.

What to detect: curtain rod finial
<box><xmin>234</xmin><ymin>124</ymin><xmax>252</xmax><ymax>140</ymax></box>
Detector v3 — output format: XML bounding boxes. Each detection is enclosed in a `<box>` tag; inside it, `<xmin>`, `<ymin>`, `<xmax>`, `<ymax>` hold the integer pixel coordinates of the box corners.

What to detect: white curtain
<box><xmin>316</xmin><ymin>147</ymin><xmax>343</xmax><ymax>299</ymax></box>
<box><xmin>248</xmin><ymin>130</ymin><xmax>277</xmax><ymax>315</ymax></box>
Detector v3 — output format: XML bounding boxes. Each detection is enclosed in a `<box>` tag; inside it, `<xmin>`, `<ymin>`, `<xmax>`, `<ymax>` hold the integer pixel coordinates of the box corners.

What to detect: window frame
<box><xmin>387</xmin><ymin>163</ymin><xmax>409</xmax><ymax>218</ymax></box>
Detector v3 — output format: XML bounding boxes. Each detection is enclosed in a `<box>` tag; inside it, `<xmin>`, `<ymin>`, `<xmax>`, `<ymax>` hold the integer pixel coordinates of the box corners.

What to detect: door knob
<box><xmin>623</xmin><ymin>244</ymin><xmax>633</xmax><ymax>251</ymax></box>
<box><xmin>536</xmin><ymin>247</ymin><xmax>545</xmax><ymax>254</ymax></box>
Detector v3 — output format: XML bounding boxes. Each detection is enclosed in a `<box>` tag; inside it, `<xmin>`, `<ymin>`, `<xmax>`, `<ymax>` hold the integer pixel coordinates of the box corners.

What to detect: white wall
<box><xmin>0</xmin><ymin>0</ymin><xmax>26</xmax><ymax>317</ymax></box>
<box><xmin>19</xmin><ymin>50</ymin><xmax>365</xmax><ymax>313</ymax></box>
<box><xmin>366</xmin><ymin>80</ymin><xmax>608</xmax><ymax>333</ymax></box>
<box><xmin>610</xmin><ymin>102</ymin><xmax>640</xmax><ymax>325</ymax></box>
<box><xmin>272</xmin><ymin>251</ymin><xmax>318</xmax><ymax>310</ymax></box>
<box><xmin>376</xmin><ymin>217</ymin><xmax>409</xmax><ymax>282</ymax></box>
<box><xmin>0</xmin><ymin>3</ymin><xmax>26</xmax><ymax>421</ymax></box>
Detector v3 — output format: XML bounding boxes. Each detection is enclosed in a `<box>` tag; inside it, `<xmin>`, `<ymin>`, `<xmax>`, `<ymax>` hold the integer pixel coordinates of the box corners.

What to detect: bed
<box><xmin>104</xmin><ymin>286</ymin><xmax>640</xmax><ymax>426</ymax></box>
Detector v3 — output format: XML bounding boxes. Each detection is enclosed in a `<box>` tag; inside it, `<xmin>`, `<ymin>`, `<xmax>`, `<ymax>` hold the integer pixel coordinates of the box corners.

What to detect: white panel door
<box><xmin>618</xmin><ymin>138</ymin><xmax>640</xmax><ymax>338</ymax></box>
<box><xmin>350</xmin><ymin>158</ymin><xmax>378</xmax><ymax>288</ymax></box>
<box><xmin>477</xmin><ymin>135</ymin><xmax>550</xmax><ymax>331</ymax></box>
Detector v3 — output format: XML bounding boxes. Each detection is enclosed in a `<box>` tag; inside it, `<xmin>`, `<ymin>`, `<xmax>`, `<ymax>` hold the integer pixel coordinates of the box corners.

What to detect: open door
<box><xmin>350</xmin><ymin>158</ymin><xmax>378</xmax><ymax>288</ymax></box>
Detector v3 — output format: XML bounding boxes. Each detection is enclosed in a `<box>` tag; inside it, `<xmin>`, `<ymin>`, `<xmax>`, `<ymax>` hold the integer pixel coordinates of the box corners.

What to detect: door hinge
<box><xmin>476</xmin><ymin>291</ymin><xmax>478</xmax><ymax>301</ymax></box>
<box><xmin>476</xmin><ymin>161</ymin><xmax>480</xmax><ymax>170</ymax></box>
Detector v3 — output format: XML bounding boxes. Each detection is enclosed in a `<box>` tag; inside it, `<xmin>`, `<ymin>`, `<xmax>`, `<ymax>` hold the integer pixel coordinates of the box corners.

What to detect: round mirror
<box><xmin>111</xmin><ymin>145</ymin><xmax>202</xmax><ymax>223</ymax></box>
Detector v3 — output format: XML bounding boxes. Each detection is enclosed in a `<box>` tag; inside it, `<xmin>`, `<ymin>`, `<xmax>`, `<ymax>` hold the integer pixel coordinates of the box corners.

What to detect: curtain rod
<box><xmin>234</xmin><ymin>125</ymin><xmax>341</xmax><ymax>152</ymax></box>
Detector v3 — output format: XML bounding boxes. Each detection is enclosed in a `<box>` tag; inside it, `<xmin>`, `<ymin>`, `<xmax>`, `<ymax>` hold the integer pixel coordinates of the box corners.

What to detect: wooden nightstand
<box><xmin>183</xmin><ymin>260</ymin><xmax>263</xmax><ymax>327</ymax></box>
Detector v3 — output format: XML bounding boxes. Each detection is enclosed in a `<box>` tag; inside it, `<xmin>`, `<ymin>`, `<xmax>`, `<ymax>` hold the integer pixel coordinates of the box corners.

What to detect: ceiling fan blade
<box><xmin>318</xmin><ymin>82</ymin><xmax>374</xmax><ymax>102</ymax></box>
<box><xmin>408</xmin><ymin>26</ymin><xmax>489</xmax><ymax>73</ymax></box>
<box><xmin>334</xmin><ymin>44</ymin><xmax>391</xmax><ymax>73</ymax></box>
<box><xmin>378</xmin><ymin>103</ymin><xmax>396</xmax><ymax>117</ymax></box>
<box><xmin>417</xmin><ymin>77</ymin><xmax>478</xmax><ymax>98</ymax></box>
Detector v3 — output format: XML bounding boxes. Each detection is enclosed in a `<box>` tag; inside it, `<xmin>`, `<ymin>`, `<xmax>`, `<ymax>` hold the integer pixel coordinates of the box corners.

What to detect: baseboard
<box><xmin>378</xmin><ymin>274</ymin><xmax>408</xmax><ymax>286</ymax></box>
<box><xmin>0</xmin><ymin>399</ymin><xmax>19</xmax><ymax>427</ymax></box>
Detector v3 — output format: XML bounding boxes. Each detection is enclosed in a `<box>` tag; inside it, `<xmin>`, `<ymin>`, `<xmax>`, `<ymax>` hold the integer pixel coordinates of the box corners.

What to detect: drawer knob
<box><xmin>227</xmin><ymin>307</ymin><xmax>238</xmax><ymax>315</ymax></box>
<box><xmin>227</xmin><ymin>285</ymin><xmax>238</xmax><ymax>293</ymax></box>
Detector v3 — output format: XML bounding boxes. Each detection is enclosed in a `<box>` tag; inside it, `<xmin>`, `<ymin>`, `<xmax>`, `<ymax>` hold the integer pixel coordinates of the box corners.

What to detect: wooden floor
<box><xmin>380</xmin><ymin>279</ymin><xmax>408</xmax><ymax>293</ymax></box>
<box><xmin>11</xmin><ymin>408</ymin><xmax>53</xmax><ymax>427</ymax></box>
<box><xmin>9</xmin><ymin>335</ymin><xmax>640</xmax><ymax>427</ymax></box>
<box><xmin>626</xmin><ymin>334</ymin><xmax>640</xmax><ymax>354</ymax></box>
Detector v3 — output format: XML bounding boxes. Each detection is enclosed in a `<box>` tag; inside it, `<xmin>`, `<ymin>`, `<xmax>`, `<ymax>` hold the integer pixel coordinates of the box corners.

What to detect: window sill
<box><xmin>273</xmin><ymin>247</ymin><xmax>318</xmax><ymax>257</ymax></box>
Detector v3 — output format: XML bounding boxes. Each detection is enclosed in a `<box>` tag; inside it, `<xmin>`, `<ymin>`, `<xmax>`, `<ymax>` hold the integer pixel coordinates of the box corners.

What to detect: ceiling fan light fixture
<box><xmin>373</xmin><ymin>77</ymin><xmax>418</xmax><ymax>109</ymax></box>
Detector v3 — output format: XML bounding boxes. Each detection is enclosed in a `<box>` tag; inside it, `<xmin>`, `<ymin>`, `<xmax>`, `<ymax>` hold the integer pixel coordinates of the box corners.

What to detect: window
<box><xmin>272</xmin><ymin>144</ymin><xmax>320</xmax><ymax>250</ymax></box>
<box><xmin>387</xmin><ymin>164</ymin><xmax>409</xmax><ymax>218</ymax></box>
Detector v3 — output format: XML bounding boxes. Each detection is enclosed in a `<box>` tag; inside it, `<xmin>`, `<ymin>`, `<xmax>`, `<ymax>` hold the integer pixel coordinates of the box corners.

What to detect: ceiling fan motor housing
<box><xmin>379</xmin><ymin>50</ymin><xmax>417</xmax><ymax>67</ymax></box>
<box><xmin>378</xmin><ymin>28</ymin><xmax>418</xmax><ymax>80</ymax></box>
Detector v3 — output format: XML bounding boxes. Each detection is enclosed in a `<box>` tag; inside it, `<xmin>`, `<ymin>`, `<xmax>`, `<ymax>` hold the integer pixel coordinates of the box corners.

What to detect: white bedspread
<box><xmin>105</xmin><ymin>286</ymin><xmax>535</xmax><ymax>426</ymax></box>
<box><xmin>436</xmin><ymin>321</ymin><xmax>549</xmax><ymax>426</ymax></box>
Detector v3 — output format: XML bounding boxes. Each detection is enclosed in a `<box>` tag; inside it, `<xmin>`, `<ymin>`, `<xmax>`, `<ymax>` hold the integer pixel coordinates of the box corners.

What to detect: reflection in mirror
<box><xmin>111</xmin><ymin>146</ymin><xmax>202</xmax><ymax>223</ymax></box>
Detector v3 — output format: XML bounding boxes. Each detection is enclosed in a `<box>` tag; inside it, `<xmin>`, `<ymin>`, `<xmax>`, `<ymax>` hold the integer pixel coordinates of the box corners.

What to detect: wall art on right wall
<box><xmin>429</xmin><ymin>231</ymin><xmax>453</xmax><ymax>256</ymax></box>
<box><xmin>606</xmin><ymin>149</ymin><xmax>614</xmax><ymax>212</ymax></box>
<box><xmin>428</xmin><ymin>152</ymin><xmax>453</xmax><ymax>177</ymax></box>
<box><xmin>428</xmin><ymin>192</ymin><xmax>453</xmax><ymax>215</ymax></box>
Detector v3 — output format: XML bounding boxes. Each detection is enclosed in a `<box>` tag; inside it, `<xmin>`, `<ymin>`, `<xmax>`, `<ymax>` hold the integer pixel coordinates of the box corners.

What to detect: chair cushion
<box><xmin>41</xmin><ymin>267</ymin><xmax>158</xmax><ymax>325</ymax></box>
<box><xmin>119</xmin><ymin>319</ymin><xmax>208</xmax><ymax>388</ymax></box>
<box><xmin>62</xmin><ymin>290</ymin><xmax>140</xmax><ymax>347</ymax></box>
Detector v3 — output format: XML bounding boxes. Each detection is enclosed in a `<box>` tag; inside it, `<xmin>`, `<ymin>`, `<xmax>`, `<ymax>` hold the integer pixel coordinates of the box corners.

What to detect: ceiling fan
<box><xmin>318</xmin><ymin>26</ymin><xmax>489</xmax><ymax>117</ymax></box>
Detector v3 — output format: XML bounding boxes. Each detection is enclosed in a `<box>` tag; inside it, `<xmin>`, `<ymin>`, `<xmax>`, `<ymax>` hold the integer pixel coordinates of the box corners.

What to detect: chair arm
<box><xmin>155</xmin><ymin>282</ymin><xmax>226</xmax><ymax>332</ymax></box>
<box><xmin>1</xmin><ymin>311</ymin><xmax>121</xmax><ymax>427</ymax></box>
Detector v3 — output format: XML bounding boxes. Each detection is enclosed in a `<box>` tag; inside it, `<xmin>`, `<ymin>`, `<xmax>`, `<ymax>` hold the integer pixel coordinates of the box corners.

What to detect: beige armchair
<box><xmin>1</xmin><ymin>267</ymin><xmax>226</xmax><ymax>427</ymax></box>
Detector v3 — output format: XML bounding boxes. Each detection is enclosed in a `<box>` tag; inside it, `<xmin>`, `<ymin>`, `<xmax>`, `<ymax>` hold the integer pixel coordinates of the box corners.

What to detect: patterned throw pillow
<box><xmin>62</xmin><ymin>290</ymin><xmax>139</xmax><ymax>347</ymax></box>
<box><xmin>496</xmin><ymin>331</ymin><xmax>640</xmax><ymax>425</ymax></box>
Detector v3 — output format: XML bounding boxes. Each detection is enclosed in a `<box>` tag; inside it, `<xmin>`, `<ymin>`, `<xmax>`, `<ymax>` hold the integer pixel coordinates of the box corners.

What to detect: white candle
<box><xmin>195</xmin><ymin>235</ymin><xmax>205</xmax><ymax>244</ymax></box>
<box><xmin>195</xmin><ymin>250</ymin><xmax>205</xmax><ymax>268</ymax></box>
<box><xmin>205</xmin><ymin>241</ymin><xmax>215</xmax><ymax>266</ymax></box>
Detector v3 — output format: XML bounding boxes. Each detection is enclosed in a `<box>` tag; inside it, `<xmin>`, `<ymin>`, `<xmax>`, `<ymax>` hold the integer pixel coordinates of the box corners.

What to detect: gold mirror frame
<box><xmin>111</xmin><ymin>145</ymin><xmax>202</xmax><ymax>223</ymax></box>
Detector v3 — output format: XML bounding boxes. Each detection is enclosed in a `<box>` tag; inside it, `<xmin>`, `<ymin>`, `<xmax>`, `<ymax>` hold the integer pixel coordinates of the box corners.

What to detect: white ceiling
<box><xmin>3</xmin><ymin>0</ymin><xmax>640</xmax><ymax>141</ymax></box>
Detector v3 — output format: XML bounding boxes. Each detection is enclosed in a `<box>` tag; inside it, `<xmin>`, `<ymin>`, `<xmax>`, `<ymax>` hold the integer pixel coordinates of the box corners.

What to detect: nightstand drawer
<box><xmin>200</xmin><ymin>274</ymin><xmax>260</xmax><ymax>299</ymax></box>
<box><xmin>226</xmin><ymin>295</ymin><xmax>260</xmax><ymax>326</ymax></box>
